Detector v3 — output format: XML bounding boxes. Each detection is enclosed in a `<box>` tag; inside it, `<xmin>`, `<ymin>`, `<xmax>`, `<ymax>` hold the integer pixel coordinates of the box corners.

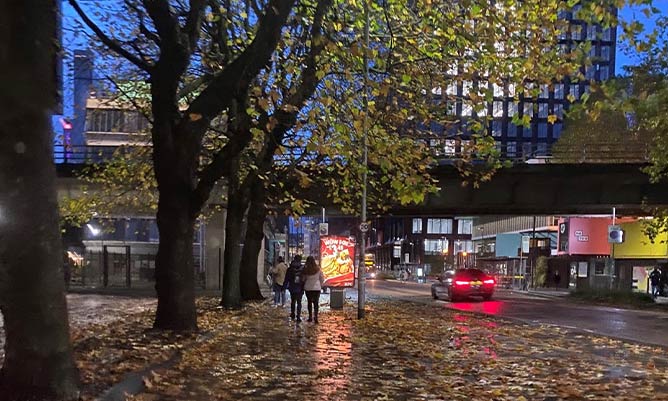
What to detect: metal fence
<box><xmin>69</xmin><ymin>245</ymin><xmax>205</xmax><ymax>289</ymax></box>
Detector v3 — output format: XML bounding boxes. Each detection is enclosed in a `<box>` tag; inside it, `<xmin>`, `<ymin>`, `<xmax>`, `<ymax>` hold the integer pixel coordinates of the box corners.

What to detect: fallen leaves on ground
<box><xmin>127</xmin><ymin>299</ymin><xmax>668</xmax><ymax>401</ymax></box>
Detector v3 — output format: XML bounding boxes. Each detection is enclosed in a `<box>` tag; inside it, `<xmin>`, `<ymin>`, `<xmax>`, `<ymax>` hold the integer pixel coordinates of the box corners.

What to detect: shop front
<box><xmin>557</xmin><ymin>217</ymin><xmax>612</xmax><ymax>290</ymax></box>
<box><xmin>613</xmin><ymin>220</ymin><xmax>668</xmax><ymax>293</ymax></box>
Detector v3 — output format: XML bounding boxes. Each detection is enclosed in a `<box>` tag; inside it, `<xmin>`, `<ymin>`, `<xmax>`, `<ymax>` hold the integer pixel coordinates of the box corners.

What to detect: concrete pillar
<box><xmin>204</xmin><ymin>208</ymin><xmax>226</xmax><ymax>290</ymax></box>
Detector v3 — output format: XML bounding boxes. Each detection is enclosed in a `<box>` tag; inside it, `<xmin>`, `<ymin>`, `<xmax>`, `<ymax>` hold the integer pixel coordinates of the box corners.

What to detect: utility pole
<box><xmin>358</xmin><ymin>0</ymin><xmax>370</xmax><ymax>319</ymax></box>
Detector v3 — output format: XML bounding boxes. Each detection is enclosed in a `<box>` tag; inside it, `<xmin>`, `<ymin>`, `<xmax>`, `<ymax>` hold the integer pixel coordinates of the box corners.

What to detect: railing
<box><xmin>431</xmin><ymin>142</ymin><xmax>651</xmax><ymax>164</ymax></box>
<box><xmin>55</xmin><ymin>142</ymin><xmax>651</xmax><ymax>166</ymax></box>
<box><xmin>53</xmin><ymin>145</ymin><xmax>122</xmax><ymax>164</ymax></box>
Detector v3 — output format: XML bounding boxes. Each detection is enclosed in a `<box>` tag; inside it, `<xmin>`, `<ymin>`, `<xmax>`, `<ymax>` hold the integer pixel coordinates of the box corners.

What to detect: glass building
<box><xmin>430</xmin><ymin>5</ymin><xmax>616</xmax><ymax>159</ymax></box>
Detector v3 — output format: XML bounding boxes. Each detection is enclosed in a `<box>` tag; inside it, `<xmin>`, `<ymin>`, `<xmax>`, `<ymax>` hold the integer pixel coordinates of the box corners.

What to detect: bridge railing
<box><xmin>56</xmin><ymin>142</ymin><xmax>651</xmax><ymax>167</ymax></box>
<box><xmin>431</xmin><ymin>142</ymin><xmax>651</xmax><ymax>164</ymax></box>
<box><xmin>53</xmin><ymin>145</ymin><xmax>119</xmax><ymax>164</ymax></box>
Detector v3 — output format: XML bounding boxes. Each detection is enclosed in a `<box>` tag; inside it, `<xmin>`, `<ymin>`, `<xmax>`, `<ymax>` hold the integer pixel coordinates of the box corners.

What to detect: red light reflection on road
<box><xmin>481</xmin><ymin>301</ymin><xmax>504</xmax><ymax>315</ymax></box>
<box><xmin>447</xmin><ymin>300</ymin><xmax>506</xmax><ymax>316</ymax></box>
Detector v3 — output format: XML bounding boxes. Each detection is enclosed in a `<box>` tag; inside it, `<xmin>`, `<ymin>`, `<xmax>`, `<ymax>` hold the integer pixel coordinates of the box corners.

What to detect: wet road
<box><xmin>365</xmin><ymin>279</ymin><xmax>668</xmax><ymax>348</ymax></box>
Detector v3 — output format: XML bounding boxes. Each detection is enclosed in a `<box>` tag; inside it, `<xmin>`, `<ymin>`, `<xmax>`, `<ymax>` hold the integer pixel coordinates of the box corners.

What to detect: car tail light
<box><xmin>454</xmin><ymin>280</ymin><xmax>470</xmax><ymax>286</ymax></box>
<box><xmin>483</xmin><ymin>279</ymin><xmax>495</xmax><ymax>285</ymax></box>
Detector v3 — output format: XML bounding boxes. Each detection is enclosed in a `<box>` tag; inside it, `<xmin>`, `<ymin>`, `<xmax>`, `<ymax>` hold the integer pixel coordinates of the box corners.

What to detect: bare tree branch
<box><xmin>190</xmin><ymin>0</ymin><xmax>332</xmax><ymax>214</ymax></box>
<box><xmin>185</xmin><ymin>0</ymin><xmax>296</xmax><ymax>121</ymax></box>
<box><xmin>143</xmin><ymin>0</ymin><xmax>181</xmax><ymax>50</ymax></box>
<box><xmin>124</xmin><ymin>0</ymin><xmax>162</xmax><ymax>45</ymax></box>
<box><xmin>177</xmin><ymin>74</ymin><xmax>213</xmax><ymax>99</ymax></box>
<box><xmin>184</xmin><ymin>0</ymin><xmax>207</xmax><ymax>50</ymax></box>
<box><xmin>68</xmin><ymin>0</ymin><xmax>153</xmax><ymax>72</ymax></box>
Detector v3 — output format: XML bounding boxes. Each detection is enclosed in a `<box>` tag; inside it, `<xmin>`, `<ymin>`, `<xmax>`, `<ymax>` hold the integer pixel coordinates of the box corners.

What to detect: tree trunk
<box><xmin>153</xmin><ymin>187</ymin><xmax>198</xmax><ymax>330</ymax></box>
<box><xmin>0</xmin><ymin>1</ymin><xmax>80</xmax><ymax>398</ymax></box>
<box><xmin>240</xmin><ymin>178</ymin><xmax>267</xmax><ymax>301</ymax></box>
<box><xmin>221</xmin><ymin>170</ymin><xmax>246</xmax><ymax>309</ymax></box>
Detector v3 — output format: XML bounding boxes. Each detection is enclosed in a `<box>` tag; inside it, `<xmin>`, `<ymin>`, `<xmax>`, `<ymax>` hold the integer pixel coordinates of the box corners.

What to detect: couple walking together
<box><xmin>272</xmin><ymin>255</ymin><xmax>325</xmax><ymax>323</ymax></box>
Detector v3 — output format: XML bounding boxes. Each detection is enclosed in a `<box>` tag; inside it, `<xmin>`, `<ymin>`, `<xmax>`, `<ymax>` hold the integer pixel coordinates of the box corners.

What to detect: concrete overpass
<box><xmin>57</xmin><ymin>161</ymin><xmax>668</xmax><ymax>216</ymax></box>
<box><xmin>391</xmin><ymin>163</ymin><xmax>668</xmax><ymax>215</ymax></box>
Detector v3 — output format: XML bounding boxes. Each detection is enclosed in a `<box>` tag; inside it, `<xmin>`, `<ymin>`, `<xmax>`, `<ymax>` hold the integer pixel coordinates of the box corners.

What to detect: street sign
<box><xmin>608</xmin><ymin>225</ymin><xmax>624</xmax><ymax>243</ymax></box>
<box><xmin>318</xmin><ymin>223</ymin><xmax>328</xmax><ymax>236</ymax></box>
<box><xmin>359</xmin><ymin>222</ymin><xmax>369</xmax><ymax>232</ymax></box>
<box><xmin>521</xmin><ymin>236</ymin><xmax>530</xmax><ymax>254</ymax></box>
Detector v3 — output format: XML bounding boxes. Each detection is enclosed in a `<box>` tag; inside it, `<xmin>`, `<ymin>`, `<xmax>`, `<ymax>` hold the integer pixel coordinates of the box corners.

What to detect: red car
<box><xmin>431</xmin><ymin>268</ymin><xmax>495</xmax><ymax>302</ymax></box>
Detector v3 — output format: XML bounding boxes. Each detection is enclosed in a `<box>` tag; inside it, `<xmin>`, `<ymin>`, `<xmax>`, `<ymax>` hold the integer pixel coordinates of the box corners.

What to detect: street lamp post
<box><xmin>357</xmin><ymin>0</ymin><xmax>370</xmax><ymax>320</ymax></box>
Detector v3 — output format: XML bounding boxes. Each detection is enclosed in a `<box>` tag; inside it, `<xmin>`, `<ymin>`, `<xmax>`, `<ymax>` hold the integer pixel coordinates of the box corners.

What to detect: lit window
<box><xmin>493</xmin><ymin>83</ymin><xmax>504</xmax><ymax>97</ymax></box>
<box><xmin>507</xmin><ymin>142</ymin><xmax>517</xmax><ymax>157</ymax></box>
<box><xmin>554</xmin><ymin>84</ymin><xmax>565</xmax><ymax>99</ymax></box>
<box><xmin>507</xmin><ymin>102</ymin><xmax>517</xmax><ymax>117</ymax></box>
<box><xmin>492</xmin><ymin>120</ymin><xmax>503</xmax><ymax>137</ymax></box>
<box><xmin>424</xmin><ymin>239</ymin><xmax>448</xmax><ymax>255</ymax></box>
<box><xmin>454</xmin><ymin>240</ymin><xmax>474</xmax><ymax>253</ymax></box>
<box><xmin>446</xmin><ymin>82</ymin><xmax>458</xmax><ymax>95</ymax></box>
<box><xmin>507</xmin><ymin>83</ymin><xmax>516</xmax><ymax>97</ymax></box>
<box><xmin>523</xmin><ymin>103</ymin><xmax>534</xmax><ymax>117</ymax></box>
<box><xmin>462</xmin><ymin>102</ymin><xmax>473</xmax><ymax>116</ymax></box>
<box><xmin>538</xmin><ymin>103</ymin><xmax>548</xmax><ymax>118</ymax></box>
<box><xmin>540</xmin><ymin>85</ymin><xmax>549</xmax><ymax>99</ymax></box>
<box><xmin>570</xmin><ymin>85</ymin><xmax>580</xmax><ymax>99</ymax></box>
<box><xmin>444</xmin><ymin>140</ymin><xmax>456</xmax><ymax>155</ymax></box>
<box><xmin>553</xmin><ymin>104</ymin><xmax>564</xmax><ymax>118</ymax></box>
<box><xmin>457</xmin><ymin>219</ymin><xmax>473</xmax><ymax>234</ymax></box>
<box><xmin>553</xmin><ymin>123</ymin><xmax>563</xmax><ymax>138</ymax></box>
<box><xmin>446</xmin><ymin>101</ymin><xmax>457</xmax><ymax>116</ymax></box>
<box><xmin>462</xmin><ymin>81</ymin><xmax>472</xmax><ymax>96</ymax></box>
<box><xmin>493</xmin><ymin>101</ymin><xmax>504</xmax><ymax>117</ymax></box>
<box><xmin>412</xmin><ymin>218</ymin><xmax>422</xmax><ymax>234</ymax></box>
<box><xmin>427</xmin><ymin>218</ymin><xmax>453</xmax><ymax>234</ymax></box>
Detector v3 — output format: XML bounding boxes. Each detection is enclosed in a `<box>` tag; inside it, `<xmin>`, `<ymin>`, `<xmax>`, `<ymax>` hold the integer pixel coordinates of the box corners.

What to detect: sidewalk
<box><xmin>90</xmin><ymin>297</ymin><xmax>667</xmax><ymax>401</ymax></box>
<box><xmin>500</xmin><ymin>287</ymin><xmax>570</xmax><ymax>300</ymax></box>
<box><xmin>7</xmin><ymin>291</ymin><xmax>667</xmax><ymax>400</ymax></box>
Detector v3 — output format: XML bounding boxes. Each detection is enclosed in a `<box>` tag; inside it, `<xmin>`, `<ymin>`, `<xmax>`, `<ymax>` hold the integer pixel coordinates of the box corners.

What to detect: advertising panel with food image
<box><xmin>320</xmin><ymin>236</ymin><xmax>355</xmax><ymax>287</ymax></box>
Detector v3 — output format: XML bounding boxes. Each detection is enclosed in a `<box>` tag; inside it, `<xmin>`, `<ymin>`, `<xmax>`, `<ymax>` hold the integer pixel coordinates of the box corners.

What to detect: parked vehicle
<box><xmin>431</xmin><ymin>269</ymin><xmax>495</xmax><ymax>302</ymax></box>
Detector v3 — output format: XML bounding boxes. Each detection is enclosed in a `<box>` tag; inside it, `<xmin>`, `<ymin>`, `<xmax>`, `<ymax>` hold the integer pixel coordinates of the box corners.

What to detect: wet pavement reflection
<box><xmin>134</xmin><ymin>297</ymin><xmax>668</xmax><ymax>401</ymax></box>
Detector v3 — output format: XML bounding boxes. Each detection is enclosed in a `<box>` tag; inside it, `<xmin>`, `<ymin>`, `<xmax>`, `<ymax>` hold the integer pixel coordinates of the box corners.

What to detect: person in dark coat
<box><xmin>285</xmin><ymin>255</ymin><xmax>304</xmax><ymax>322</ymax></box>
<box><xmin>650</xmin><ymin>266</ymin><xmax>661</xmax><ymax>298</ymax></box>
<box><xmin>554</xmin><ymin>270</ymin><xmax>561</xmax><ymax>289</ymax></box>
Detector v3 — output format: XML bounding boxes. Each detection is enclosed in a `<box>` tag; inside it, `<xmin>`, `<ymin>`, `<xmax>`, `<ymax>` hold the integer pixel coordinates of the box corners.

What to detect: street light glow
<box><xmin>86</xmin><ymin>223</ymin><xmax>100</xmax><ymax>237</ymax></box>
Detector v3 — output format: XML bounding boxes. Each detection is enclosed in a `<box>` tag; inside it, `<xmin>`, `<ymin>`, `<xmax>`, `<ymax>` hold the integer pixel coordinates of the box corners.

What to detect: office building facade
<box><xmin>429</xmin><ymin>5</ymin><xmax>617</xmax><ymax>159</ymax></box>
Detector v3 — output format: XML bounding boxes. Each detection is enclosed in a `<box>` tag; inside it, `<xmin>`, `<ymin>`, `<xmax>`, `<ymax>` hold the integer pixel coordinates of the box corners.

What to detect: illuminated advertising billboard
<box><xmin>320</xmin><ymin>236</ymin><xmax>355</xmax><ymax>287</ymax></box>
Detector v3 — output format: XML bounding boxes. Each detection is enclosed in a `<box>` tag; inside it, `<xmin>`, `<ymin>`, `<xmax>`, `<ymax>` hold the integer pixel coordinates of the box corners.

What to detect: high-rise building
<box><xmin>431</xmin><ymin>5</ymin><xmax>617</xmax><ymax>160</ymax></box>
<box><xmin>72</xmin><ymin>49</ymin><xmax>94</xmax><ymax>149</ymax></box>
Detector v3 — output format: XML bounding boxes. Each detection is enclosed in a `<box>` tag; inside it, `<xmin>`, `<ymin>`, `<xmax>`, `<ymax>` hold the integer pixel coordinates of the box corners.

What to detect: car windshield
<box><xmin>454</xmin><ymin>269</ymin><xmax>488</xmax><ymax>279</ymax></box>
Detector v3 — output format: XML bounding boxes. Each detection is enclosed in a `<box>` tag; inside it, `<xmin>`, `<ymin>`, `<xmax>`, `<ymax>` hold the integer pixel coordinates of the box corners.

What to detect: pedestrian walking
<box><xmin>302</xmin><ymin>255</ymin><xmax>325</xmax><ymax>323</ymax></box>
<box><xmin>270</xmin><ymin>256</ymin><xmax>288</xmax><ymax>306</ymax></box>
<box><xmin>649</xmin><ymin>266</ymin><xmax>661</xmax><ymax>298</ymax></box>
<box><xmin>285</xmin><ymin>255</ymin><xmax>304</xmax><ymax>322</ymax></box>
